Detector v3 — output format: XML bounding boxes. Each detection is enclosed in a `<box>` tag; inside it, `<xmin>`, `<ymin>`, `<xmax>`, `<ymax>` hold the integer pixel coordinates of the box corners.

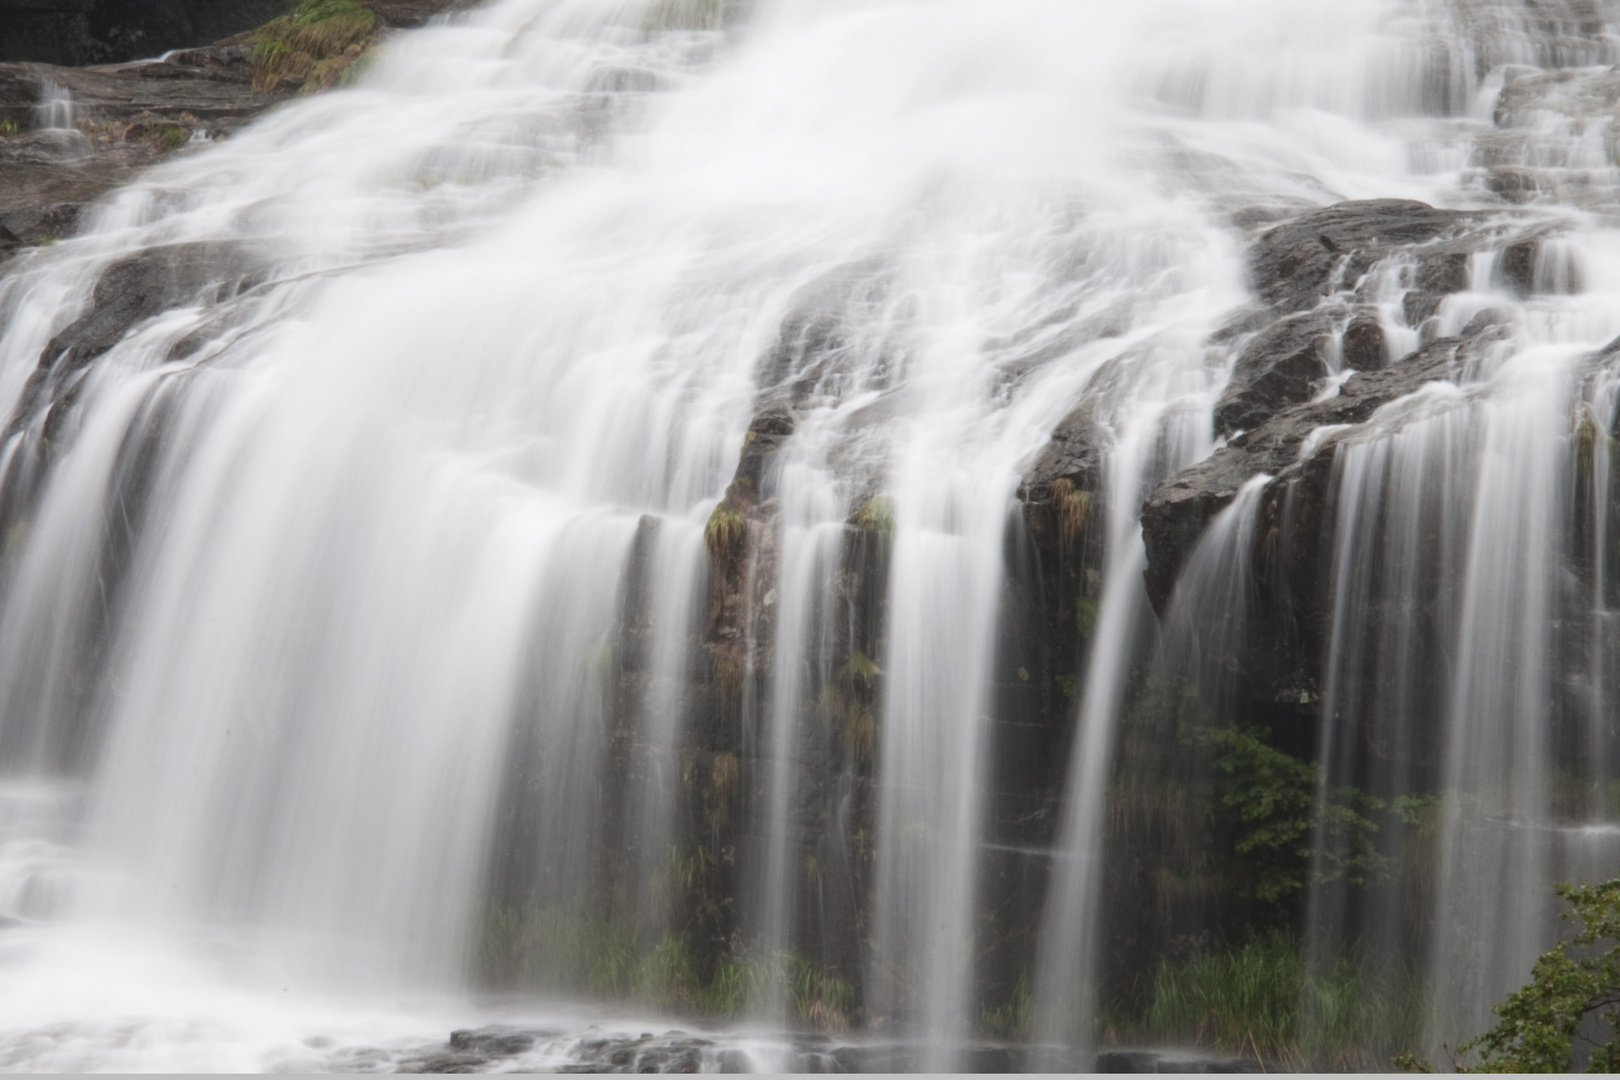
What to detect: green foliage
<box><xmin>1442</xmin><ymin>878</ymin><xmax>1620</xmax><ymax>1072</ymax></box>
<box><xmin>0</xmin><ymin>118</ymin><xmax>18</xmax><ymax>138</ymax></box>
<box><xmin>1129</xmin><ymin>932</ymin><xmax>1426</xmax><ymax>1069</ymax></box>
<box><xmin>1195</xmin><ymin>723</ymin><xmax>1399</xmax><ymax>904</ymax></box>
<box><xmin>250</xmin><ymin>0</ymin><xmax>375</xmax><ymax>92</ymax></box>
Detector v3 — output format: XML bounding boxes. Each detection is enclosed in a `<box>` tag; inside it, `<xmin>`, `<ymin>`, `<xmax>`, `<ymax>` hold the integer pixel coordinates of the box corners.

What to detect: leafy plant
<box><xmin>0</xmin><ymin>118</ymin><xmax>18</xmax><ymax>137</ymax></box>
<box><xmin>1405</xmin><ymin>877</ymin><xmax>1620</xmax><ymax>1072</ymax></box>
<box><xmin>1194</xmin><ymin>724</ymin><xmax>1390</xmax><ymax>903</ymax></box>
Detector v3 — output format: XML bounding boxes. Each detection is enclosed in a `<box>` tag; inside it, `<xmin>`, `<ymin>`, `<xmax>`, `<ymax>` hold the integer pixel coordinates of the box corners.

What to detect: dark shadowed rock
<box><xmin>1341</xmin><ymin>309</ymin><xmax>1385</xmax><ymax>370</ymax></box>
<box><xmin>11</xmin><ymin>240</ymin><xmax>263</xmax><ymax>436</ymax></box>
<box><xmin>0</xmin><ymin>0</ymin><xmax>468</xmax><ymax>66</ymax></box>
<box><xmin>1213</xmin><ymin>311</ymin><xmax>1330</xmax><ymax>437</ymax></box>
<box><xmin>0</xmin><ymin>0</ymin><xmax>286</xmax><ymax>67</ymax></box>
<box><xmin>1017</xmin><ymin>405</ymin><xmax>1105</xmax><ymax>502</ymax></box>
<box><xmin>1247</xmin><ymin>198</ymin><xmax>1481</xmax><ymax>314</ymax></box>
<box><xmin>1141</xmin><ymin>310</ymin><xmax>1512</xmax><ymax>615</ymax></box>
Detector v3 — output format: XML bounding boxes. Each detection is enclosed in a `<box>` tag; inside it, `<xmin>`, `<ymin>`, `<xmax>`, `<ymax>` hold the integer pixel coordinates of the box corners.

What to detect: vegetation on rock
<box><xmin>250</xmin><ymin>0</ymin><xmax>376</xmax><ymax>93</ymax></box>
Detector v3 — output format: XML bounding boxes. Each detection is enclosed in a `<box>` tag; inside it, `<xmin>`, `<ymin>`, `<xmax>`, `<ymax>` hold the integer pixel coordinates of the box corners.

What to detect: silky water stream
<box><xmin>0</xmin><ymin>0</ymin><xmax>1618</xmax><ymax>1070</ymax></box>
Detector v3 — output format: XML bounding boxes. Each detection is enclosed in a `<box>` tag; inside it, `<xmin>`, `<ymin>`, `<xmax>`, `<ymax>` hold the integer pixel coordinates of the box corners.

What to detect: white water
<box><xmin>0</xmin><ymin>0</ymin><xmax>1619</xmax><ymax>1070</ymax></box>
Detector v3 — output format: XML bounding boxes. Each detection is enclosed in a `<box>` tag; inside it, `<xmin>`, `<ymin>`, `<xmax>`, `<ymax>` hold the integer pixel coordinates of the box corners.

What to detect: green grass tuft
<box><xmin>250</xmin><ymin>0</ymin><xmax>376</xmax><ymax>92</ymax></box>
<box><xmin>1116</xmin><ymin>932</ymin><xmax>1427</xmax><ymax>1069</ymax></box>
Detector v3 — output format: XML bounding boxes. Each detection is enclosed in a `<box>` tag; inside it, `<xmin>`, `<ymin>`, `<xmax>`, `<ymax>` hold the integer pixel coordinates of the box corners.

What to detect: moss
<box><xmin>250</xmin><ymin>0</ymin><xmax>376</xmax><ymax>93</ymax></box>
<box><xmin>844</xmin><ymin>699</ymin><xmax>875</xmax><ymax>762</ymax></box>
<box><xmin>1076</xmin><ymin>596</ymin><xmax>1101</xmax><ymax>637</ymax></box>
<box><xmin>1577</xmin><ymin>411</ymin><xmax>1602</xmax><ymax>488</ymax></box>
<box><xmin>853</xmin><ymin>495</ymin><xmax>895</xmax><ymax>541</ymax></box>
<box><xmin>711</xmin><ymin>652</ymin><xmax>744</xmax><ymax>709</ymax></box>
<box><xmin>704</xmin><ymin>504</ymin><xmax>746</xmax><ymax>561</ymax></box>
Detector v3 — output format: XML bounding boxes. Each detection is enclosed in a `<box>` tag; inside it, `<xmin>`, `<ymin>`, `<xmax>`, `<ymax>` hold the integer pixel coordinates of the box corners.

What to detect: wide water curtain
<box><xmin>2</xmin><ymin>0</ymin><xmax>1620</xmax><ymax>1071</ymax></box>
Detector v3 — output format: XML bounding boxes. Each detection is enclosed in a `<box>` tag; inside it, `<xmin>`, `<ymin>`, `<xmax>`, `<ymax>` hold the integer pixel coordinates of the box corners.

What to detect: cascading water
<box><xmin>3</xmin><ymin>0</ymin><xmax>1620</xmax><ymax>1070</ymax></box>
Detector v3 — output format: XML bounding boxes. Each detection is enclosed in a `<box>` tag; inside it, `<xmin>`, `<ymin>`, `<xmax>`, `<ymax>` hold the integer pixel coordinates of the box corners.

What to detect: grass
<box><xmin>1113</xmin><ymin>931</ymin><xmax>1427</xmax><ymax>1070</ymax></box>
<box><xmin>1051</xmin><ymin>478</ymin><xmax>1091</xmax><ymax>547</ymax></box>
<box><xmin>480</xmin><ymin>902</ymin><xmax>853</xmax><ymax>1028</ymax></box>
<box><xmin>250</xmin><ymin>0</ymin><xmax>376</xmax><ymax>93</ymax></box>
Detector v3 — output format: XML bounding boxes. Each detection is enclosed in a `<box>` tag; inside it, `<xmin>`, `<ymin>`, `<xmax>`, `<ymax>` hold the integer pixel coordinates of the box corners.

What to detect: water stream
<box><xmin>0</xmin><ymin>0</ymin><xmax>1619</xmax><ymax>1070</ymax></box>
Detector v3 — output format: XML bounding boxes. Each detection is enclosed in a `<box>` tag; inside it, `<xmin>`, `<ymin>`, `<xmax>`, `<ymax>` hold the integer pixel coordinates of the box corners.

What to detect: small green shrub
<box><xmin>0</xmin><ymin>118</ymin><xmax>18</xmax><ymax>138</ymax></box>
<box><xmin>1412</xmin><ymin>877</ymin><xmax>1620</xmax><ymax>1072</ymax></box>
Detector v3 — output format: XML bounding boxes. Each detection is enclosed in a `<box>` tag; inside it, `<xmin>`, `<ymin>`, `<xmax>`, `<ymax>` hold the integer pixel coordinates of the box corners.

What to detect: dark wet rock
<box><xmin>1141</xmin><ymin>309</ymin><xmax>1513</xmax><ymax>615</ymax></box>
<box><xmin>447</xmin><ymin>1026</ymin><xmax>539</xmax><ymax>1057</ymax></box>
<box><xmin>0</xmin><ymin>0</ymin><xmax>467</xmax><ymax>66</ymax></box>
<box><xmin>1496</xmin><ymin>239</ymin><xmax>1539</xmax><ymax>296</ymax></box>
<box><xmin>0</xmin><ymin>48</ymin><xmax>293</xmax><ymax>246</ymax></box>
<box><xmin>0</xmin><ymin>0</ymin><xmax>285</xmax><ymax>67</ymax></box>
<box><xmin>1341</xmin><ymin>309</ymin><xmax>1385</xmax><ymax>370</ymax></box>
<box><xmin>731</xmin><ymin>409</ymin><xmax>793</xmax><ymax>495</ymax></box>
<box><xmin>1017</xmin><ymin>406</ymin><xmax>1105</xmax><ymax>503</ymax></box>
<box><xmin>1246</xmin><ymin>198</ymin><xmax>1481</xmax><ymax>315</ymax></box>
<box><xmin>11</xmin><ymin>240</ymin><xmax>262</xmax><ymax>436</ymax></box>
<box><xmin>558</xmin><ymin>1032</ymin><xmax>710</xmax><ymax>1074</ymax></box>
<box><xmin>395</xmin><ymin>1025</ymin><xmax>559</xmax><ymax>1073</ymax></box>
<box><xmin>1213</xmin><ymin>311</ymin><xmax>1330</xmax><ymax>437</ymax></box>
<box><xmin>0</xmin><ymin>0</ymin><xmax>474</xmax><ymax>250</ymax></box>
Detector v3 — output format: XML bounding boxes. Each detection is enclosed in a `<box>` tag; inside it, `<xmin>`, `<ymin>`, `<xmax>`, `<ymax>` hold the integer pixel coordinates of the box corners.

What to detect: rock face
<box><xmin>0</xmin><ymin>0</ymin><xmax>474</xmax><ymax>250</ymax></box>
<box><xmin>10</xmin><ymin>240</ymin><xmax>263</xmax><ymax>437</ymax></box>
<box><xmin>1137</xmin><ymin>198</ymin><xmax>1556</xmax><ymax>620</ymax></box>
<box><xmin>0</xmin><ymin>0</ymin><xmax>286</xmax><ymax>67</ymax></box>
<box><xmin>0</xmin><ymin>47</ymin><xmax>293</xmax><ymax>247</ymax></box>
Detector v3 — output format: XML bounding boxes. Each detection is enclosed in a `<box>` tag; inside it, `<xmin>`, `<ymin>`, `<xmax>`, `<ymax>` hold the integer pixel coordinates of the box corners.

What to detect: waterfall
<box><xmin>3</xmin><ymin>0</ymin><xmax>1620</xmax><ymax>1069</ymax></box>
